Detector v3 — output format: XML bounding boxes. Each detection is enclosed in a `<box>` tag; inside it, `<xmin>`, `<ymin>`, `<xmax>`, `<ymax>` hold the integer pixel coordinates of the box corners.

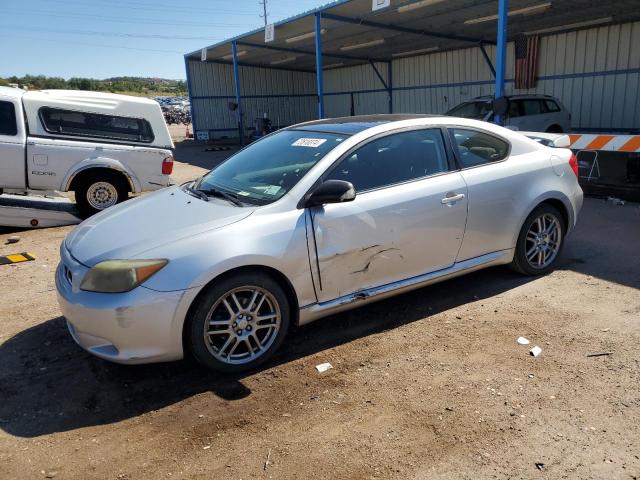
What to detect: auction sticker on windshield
<box><xmin>291</xmin><ymin>138</ymin><xmax>327</xmax><ymax>148</ymax></box>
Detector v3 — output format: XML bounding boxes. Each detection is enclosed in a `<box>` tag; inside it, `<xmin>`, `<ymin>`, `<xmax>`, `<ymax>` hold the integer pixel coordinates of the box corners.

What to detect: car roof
<box><xmin>471</xmin><ymin>94</ymin><xmax>557</xmax><ymax>101</ymax></box>
<box><xmin>0</xmin><ymin>86</ymin><xmax>25</xmax><ymax>99</ymax></box>
<box><xmin>290</xmin><ymin>114</ymin><xmax>443</xmax><ymax>135</ymax></box>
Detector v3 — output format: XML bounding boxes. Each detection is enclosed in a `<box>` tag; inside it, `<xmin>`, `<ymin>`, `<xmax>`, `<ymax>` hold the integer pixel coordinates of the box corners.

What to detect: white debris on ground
<box><xmin>315</xmin><ymin>362</ymin><xmax>333</xmax><ymax>373</ymax></box>
<box><xmin>530</xmin><ymin>346</ymin><xmax>543</xmax><ymax>357</ymax></box>
<box><xmin>517</xmin><ymin>336</ymin><xmax>530</xmax><ymax>345</ymax></box>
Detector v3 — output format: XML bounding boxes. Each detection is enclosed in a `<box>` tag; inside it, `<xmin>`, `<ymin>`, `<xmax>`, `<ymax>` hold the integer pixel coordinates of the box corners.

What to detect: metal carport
<box><xmin>185</xmin><ymin>0</ymin><xmax>640</xmax><ymax>143</ymax></box>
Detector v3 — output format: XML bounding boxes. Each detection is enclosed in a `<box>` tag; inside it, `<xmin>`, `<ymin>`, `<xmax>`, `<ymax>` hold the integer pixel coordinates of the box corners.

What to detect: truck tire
<box><xmin>74</xmin><ymin>171</ymin><xmax>129</xmax><ymax>218</ymax></box>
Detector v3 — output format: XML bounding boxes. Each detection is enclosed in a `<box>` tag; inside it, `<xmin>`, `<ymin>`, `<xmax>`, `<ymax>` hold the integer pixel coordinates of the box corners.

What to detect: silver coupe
<box><xmin>56</xmin><ymin>115</ymin><xmax>583</xmax><ymax>372</ymax></box>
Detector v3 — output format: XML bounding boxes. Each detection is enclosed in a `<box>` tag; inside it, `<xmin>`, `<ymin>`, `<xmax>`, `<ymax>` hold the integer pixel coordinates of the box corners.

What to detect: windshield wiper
<box><xmin>197</xmin><ymin>187</ymin><xmax>244</xmax><ymax>207</ymax></box>
<box><xmin>183</xmin><ymin>185</ymin><xmax>209</xmax><ymax>202</ymax></box>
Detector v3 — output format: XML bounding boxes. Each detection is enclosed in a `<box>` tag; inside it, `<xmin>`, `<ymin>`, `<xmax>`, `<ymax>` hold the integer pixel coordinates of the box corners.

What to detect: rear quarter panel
<box><xmin>457</xmin><ymin>145</ymin><xmax>578</xmax><ymax>262</ymax></box>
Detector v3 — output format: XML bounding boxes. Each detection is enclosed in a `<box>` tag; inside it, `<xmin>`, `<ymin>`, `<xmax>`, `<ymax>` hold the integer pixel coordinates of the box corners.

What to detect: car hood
<box><xmin>65</xmin><ymin>186</ymin><xmax>255</xmax><ymax>266</ymax></box>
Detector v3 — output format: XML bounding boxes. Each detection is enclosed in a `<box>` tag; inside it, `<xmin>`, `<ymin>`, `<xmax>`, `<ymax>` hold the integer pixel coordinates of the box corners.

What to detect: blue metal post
<box><xmin>231</xmin><ymin>40</ymin><xmax>244</xmax><ymax>146</ymax></box>
<box><xmin>314</xmin><ymin>12</ymin><xmax>325</xmax><ymax>119</ymax></box>
<box><xmin>494</xmin><ymin>0</ymin><xmax>508</xmax><ymax>125</ymax></box>
<box><xmin>387</xmin><ymin>61</ymin><xmax>393</xmax><ymax>113</ymax></box>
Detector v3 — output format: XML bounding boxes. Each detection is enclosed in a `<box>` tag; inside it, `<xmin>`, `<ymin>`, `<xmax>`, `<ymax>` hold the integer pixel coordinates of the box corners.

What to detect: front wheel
<box><xmin>186</xmin><ymin>272</ymin><xmax>291</xmax><ymax>373</ymax></box>
<box><xmin>74</xmin><ymin>172</ymin><xmax>128</xmax><ymax>218</ymax></box>
<box><xmin>510</xmin><ymin>204</ymin><xmax>565</xmax><ymax>275</ymax></box>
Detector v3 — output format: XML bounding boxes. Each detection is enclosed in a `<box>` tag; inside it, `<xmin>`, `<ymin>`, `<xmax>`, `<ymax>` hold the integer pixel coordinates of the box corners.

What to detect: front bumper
<box><xmin>55</xmin><ymin>246</ymin><xmax>190</xmax><ymax>364</ymax></box>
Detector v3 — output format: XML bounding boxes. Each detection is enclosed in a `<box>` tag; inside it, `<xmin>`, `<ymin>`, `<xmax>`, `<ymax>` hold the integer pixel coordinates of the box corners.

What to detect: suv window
<box><xmin>0</xmin><ymin>101</ymin><xmax>18</xmax><ymax>136</ymax></box>
<box><xmin>39</xmin><ymin>107</ymin><xmax>154</xmax><ymax>143</ymax></box>
<box><xmin>450</xmin><ymin>128</ymin><xmax>509</xmax><ymax>168</ymax></box>
<box><xmin>544</xmin><ymin>100</ymin><xmax>560</xmax><ymax>112</ymax></box>
<box><xmin>521</xmin><ymin>99</ymin><xmax>547</xmax><ymax>116</ymax></box>
<box><xmin>325</xmin><ymin>129</ymin><xmax>449</xmax><ymax>192</ymax></box>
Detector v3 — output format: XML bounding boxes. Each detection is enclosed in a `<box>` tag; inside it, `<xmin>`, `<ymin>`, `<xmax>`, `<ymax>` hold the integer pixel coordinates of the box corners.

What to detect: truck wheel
<box><xmin>74</xmin><ymin>172</ymin><xmax>128</xmax><ymax>218</ymax></box>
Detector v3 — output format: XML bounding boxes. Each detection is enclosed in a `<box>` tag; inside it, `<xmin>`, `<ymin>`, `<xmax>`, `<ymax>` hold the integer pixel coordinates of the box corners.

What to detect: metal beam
<box><xmin>478</xmin><ymin>43</ymin><xmax>496</xmax><ymax>78</ymax></box>
<box><xmin>369</xmin><ymin>60</ymin><xmax>393</xmax><ymax>114</ymax></box>
<box><xmin>315</xmin><ymin>12</ymin><xmax>325</xmax><ymax>119</ymax></box>
<box><xmin>236</xmin><ymin>41</ymin><xmax>387</xmax><ymax>63</ymax></box>
<box><xmin>321</xmin><ymin>12</ymin><xmax>494</xmax><ymax>45</ymax></box>
<box><xmin>184</xmin><ymin>57</ymin><xmax>198</xmax><ymax>134</ymax></box>
<box><xmin>369</xmin><ymin>60</ymin><xmax>389</xmax><ymax>90</ymax></box>
<box><xmin>494</xmin><ymin>0</ymin><xmax>508</xmax><ymax>125</ymax></box>
<box><xmin>231</xmin><ymin>41</ymin><xmax>245</xmax><ymax>146</ymax></box>
<box><xmin>387</xmin><ymin>61</ymin><xmax>393</xmax><ymax>114</ymax></box>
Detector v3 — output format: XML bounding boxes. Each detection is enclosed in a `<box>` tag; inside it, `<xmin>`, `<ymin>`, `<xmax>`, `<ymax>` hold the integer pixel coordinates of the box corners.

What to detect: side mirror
<box><xmin>492</xmin><ymin>96</ymin><xmax>510</xmax><ymax>117</ymax></box>
<box><xmin>305</xmin><ymin>180</ymin><xmax>356</xmax><ymax>207</ymax></box>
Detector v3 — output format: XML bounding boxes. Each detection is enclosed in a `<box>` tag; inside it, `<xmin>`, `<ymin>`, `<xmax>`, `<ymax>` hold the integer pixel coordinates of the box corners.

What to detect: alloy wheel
<box><xmin>524</xmin><ymin>213</ymin><xmax>562</xmax><ymax>269</ymax></box>
<box><xmin>203</xmin><ymin>286</ymin><xmax>281</xmax><ymax>365</ymax></box>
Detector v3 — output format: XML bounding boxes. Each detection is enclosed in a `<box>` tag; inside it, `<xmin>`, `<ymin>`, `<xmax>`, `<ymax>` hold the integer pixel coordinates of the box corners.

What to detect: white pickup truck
<box><xmin>0</xmin><ymin>86</ymin><xmax>174</xmax><ymax>216</ymax></box>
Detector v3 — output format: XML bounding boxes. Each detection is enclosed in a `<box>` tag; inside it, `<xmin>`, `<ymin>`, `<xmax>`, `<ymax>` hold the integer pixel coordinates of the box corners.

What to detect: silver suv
<box><xmin>446</xmin><ymin>94</ymin><xmax>571</xmax><ymax>133</ymax></box>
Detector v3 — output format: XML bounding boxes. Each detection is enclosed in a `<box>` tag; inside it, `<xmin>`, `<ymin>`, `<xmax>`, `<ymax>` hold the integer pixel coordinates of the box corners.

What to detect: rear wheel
<box><xmin>510</xmin><ymin>204</ymin><xmax>565</xmax><ymax>275</ymax></box>
<box><xmin>186</xmin><ymin>272</ymin><xmax>290</xmax><ymax>373</ymax></box>
<box><xmin>74</xmin><ymin>171</ymin><xmax>128</xmax><ymax>218</ymax></box>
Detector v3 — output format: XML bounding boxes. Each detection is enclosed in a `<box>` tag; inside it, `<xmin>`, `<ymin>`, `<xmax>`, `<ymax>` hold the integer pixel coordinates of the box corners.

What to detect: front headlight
<box><xmin>80</xmin><ymin>259</ymin><xmax>168</xmax><ymax>293</ymax></box>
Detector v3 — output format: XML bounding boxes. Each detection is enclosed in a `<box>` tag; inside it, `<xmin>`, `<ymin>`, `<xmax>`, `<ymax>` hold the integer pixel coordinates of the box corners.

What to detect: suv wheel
<box><xmin>186</xmin><ymin>272</ymin><xmax>291</xmax><ymax>373</ymax></box>
<box><xmin>74</xmin><ymin>172</ymin><xmax>128</xmax><ymax>218</ymax></box>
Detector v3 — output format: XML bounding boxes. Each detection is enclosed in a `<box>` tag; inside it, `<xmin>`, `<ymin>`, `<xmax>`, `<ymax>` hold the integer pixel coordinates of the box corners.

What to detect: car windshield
<box><xmin>446</xmin><ymin>101</ymin><xmax>493</xmax><ymax>120</ymax></box>
<box><xmin>196</xmin><ymin>129</ymin><xmax>347</xmax><ymax>205</ymax></box>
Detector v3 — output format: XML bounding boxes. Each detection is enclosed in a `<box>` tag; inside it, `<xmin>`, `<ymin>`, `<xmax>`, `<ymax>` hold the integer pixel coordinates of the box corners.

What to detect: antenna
<box><xmin>259</xmin><ymin>0</ymin><xmax>268</xmax><ymax>26</ymax></box>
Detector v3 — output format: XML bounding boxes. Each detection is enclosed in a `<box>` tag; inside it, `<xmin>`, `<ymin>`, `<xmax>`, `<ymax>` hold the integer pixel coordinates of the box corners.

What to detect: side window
<box><xmin>325</xmin><ymin>129</ymin><xmax>449</xmax><ymax>192</ymax></box>
<box><xmin>508</xmin><ymin>100</ymin><xmax>522</xmax><ymax>118</ymax></box>
<box><xmin>522</xmin><ymin>100</ymin><xmax>545</xmax><ymax>116</ymax></box>
<box><xmin>0</xmin><ymin>101</ymin><xmax>18</xmax><ymax>136</ymax></box>
<box><xmin>39</xmin><ymin>107</ymin><xmax>154</xmax><ymax>143</ymax></box>
<box><xmin>545</xmin><ymin>100</ymin><xmax>561</xmax><ymax>112</ymax></box>
<box><xmin>450</xmin><ymin>128</ymin><xmax>509</xmax><ymax>168</ymax></box>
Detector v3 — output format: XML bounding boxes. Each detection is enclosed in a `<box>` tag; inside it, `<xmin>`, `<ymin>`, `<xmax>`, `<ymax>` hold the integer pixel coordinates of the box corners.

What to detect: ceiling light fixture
<box><xmin>524</xmin><ymin>17</ymin><xmax>612</xmax><ymax>35</ymax></box>
<box><xmin>392</xmin><ymin>46</ymin><xmax>439</xmax><ymax>57</ymax></box>
<box><xmin>285</xmin><ymin>29</ymin><xmax>326</xmax><ymax>43</ymax></box>
<box><xmin>340</xmin><ymin>38</ymin><xmax>385</xmax><ymax>51</ymax></box>
<box><xmin>324</xmin><ymin>62</ymin><xmax>344</xmax><ymax>69</ymax></box>
<box><xmin>221</xmin><ymin>50</ymin><xmax>247</xmax><ymax>60</ymax></box>
<box><xmin>464</xmin><ymin>2</ymin><xmax>551</xmax><ymax>24</ymax></box>
<box><xmin>270</xmin><ymin>56</ymin><xmax>297</xmax><ymax>65</ymax></box>
<box><xmin>397</xmin><ymin>0</ymin><xmax>446</xmax><ymax>13</ymax></box>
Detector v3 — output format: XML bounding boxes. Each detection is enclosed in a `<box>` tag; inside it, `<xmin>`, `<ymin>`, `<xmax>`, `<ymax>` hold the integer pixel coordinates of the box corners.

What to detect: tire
<box><xmin>74</xmin><ymin>171</ymin><xmax>129</xmax><ymax>218</ymax></box>
<box><xmin>186</xmin><ymin>272</ymin><xmax>291</xmax><ymax>373</ymax></box>
<box><xmin>545</xmin><ymin>125</ymin><xmax>563</xmax><ymax>133</ymax></box>
<box><xmin>510</xmin><ymin>204</ymin><xmax>566</xmax><ymax>276</ymax></box>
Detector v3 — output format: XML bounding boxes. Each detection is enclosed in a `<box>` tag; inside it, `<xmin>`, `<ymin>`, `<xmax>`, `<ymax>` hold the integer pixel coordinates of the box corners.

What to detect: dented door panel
<box><xmin>310</xmin><ymin>172</ymin><xmax>468</xmax><ymax>302</ymax></box>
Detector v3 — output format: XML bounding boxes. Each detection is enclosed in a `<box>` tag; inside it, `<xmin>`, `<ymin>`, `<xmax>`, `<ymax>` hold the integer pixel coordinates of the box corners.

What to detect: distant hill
<box><xmin>0</xmin><ymin>75</ymin><xmax>187</xmax><ymax>97</ymax></box>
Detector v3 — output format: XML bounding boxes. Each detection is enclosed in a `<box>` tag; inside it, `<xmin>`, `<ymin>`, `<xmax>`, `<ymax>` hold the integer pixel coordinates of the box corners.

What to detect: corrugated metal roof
<box><xmin>186</xmin><ymin>0</ymin><xmax>640</xmax><ymax>72</ymax></box>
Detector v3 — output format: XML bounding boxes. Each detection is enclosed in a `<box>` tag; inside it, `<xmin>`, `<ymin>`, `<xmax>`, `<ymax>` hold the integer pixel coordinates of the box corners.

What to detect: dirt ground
<box><xmin>0</xmin><ymin>137</ymin><xmax>639</xmax><ymax>479</ymax></box>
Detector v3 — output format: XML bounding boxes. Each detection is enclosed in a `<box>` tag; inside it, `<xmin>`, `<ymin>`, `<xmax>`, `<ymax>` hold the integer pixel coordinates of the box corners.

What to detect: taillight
<box><xmin>568</xmin><ymin>153</ymin><xmax>578</xmax><ymax>178</ymax></box>
<box><xmin>162</xmin><ymin>156</ymin><xmax>174</xmax><ymax>175</ymax></box>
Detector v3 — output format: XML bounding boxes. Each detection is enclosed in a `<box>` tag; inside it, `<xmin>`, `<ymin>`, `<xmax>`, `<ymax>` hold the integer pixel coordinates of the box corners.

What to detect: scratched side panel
<box><xmin>311</xmin><ymin>173</ymin><xmax>468</xmax><ymax>302</ymax></box>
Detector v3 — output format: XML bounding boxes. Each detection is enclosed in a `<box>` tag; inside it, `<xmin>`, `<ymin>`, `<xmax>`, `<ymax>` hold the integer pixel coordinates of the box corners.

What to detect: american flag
<box><xmin>514</xmin><ymin>34</ymin><xmax>539</xmax><ymax>89</ymax></box>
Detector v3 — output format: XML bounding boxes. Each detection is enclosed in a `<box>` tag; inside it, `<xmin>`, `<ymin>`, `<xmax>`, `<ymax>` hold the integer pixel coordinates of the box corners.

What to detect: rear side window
<box><xmin>545</xmin><ymin>100</ymin><xmax>561</xmax><ymax>112</ymax></box>
<box><xmin>521</xmin><ymin>100</ymin><xmax>546</xmax><ymax>116</ymax></box>
<box><xmin>39</xmin><ymin>107</ymin><xmax>154</xmax><ymax>143</ymax></box>
<box><xmin>325</xmin><ymin>129</ymin><xmax>449</xmax><ymax>192</ymax></box>
<box><xmin>450</xmin><ymin>128</ymin><xmax>509</xmax><ymax>168</ymax></box>
<box><xmin>0</xmin><ymin>101</ymin><xmax>18</xmax><ymax>136</ymax></box>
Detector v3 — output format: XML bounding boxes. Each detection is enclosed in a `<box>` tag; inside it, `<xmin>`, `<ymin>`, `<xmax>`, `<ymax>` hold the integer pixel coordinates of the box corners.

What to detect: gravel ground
<box><xmin>0</xmin><ymin>139</ymin><xmax>638</xmax><ymax>479</ymax></box>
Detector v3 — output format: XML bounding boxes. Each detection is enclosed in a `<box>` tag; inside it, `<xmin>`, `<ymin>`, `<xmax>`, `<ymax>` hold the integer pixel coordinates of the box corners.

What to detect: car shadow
<box><xmin>0</xmin><ymin>265</ymin><xmax>532</xmax><ymax>438</ymax></box>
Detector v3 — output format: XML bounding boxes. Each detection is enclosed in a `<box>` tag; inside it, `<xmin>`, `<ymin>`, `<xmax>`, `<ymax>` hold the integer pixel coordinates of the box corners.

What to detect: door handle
<box><xmin>441</xmin><ymin>193</ymin><xmax>465</xmax><ymax>204</ymax></box>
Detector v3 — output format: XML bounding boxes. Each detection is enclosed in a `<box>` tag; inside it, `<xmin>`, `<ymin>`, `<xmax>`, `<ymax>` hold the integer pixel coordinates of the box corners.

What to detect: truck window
<box><xmin>0</xmin><ymin>101</ymin><xmax>18</xmax><ymax>136</ymax></box>
<box><xmin>38</xmin><ymin>107</ymin><xmax>154</xmax><ymax>143</ymax></box>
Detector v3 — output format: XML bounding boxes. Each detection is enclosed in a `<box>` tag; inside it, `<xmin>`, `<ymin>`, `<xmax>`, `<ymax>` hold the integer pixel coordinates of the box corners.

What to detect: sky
<box><xmin>0</xmin><ymin>0</ymin><xmax>328</xmax><ymax>80</ymax></box>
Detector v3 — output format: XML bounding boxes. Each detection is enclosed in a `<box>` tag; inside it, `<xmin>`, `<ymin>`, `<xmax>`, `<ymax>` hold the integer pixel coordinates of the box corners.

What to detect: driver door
<box><xmin>307</xmin><ymin>128</ymin><xmax>468</xmax><ymax>302</ymax></box>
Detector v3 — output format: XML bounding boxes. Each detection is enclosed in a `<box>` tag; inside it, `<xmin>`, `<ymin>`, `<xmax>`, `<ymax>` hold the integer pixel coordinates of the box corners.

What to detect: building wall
<box><xmin>188</xmin><ymin>21</ymin><xmax>640</xmax><ymax>137</ymax></box>
<box><xmin>187</xmin><ymin>60</ymin><xmax>316</xmax><ymax>138</ymax></box>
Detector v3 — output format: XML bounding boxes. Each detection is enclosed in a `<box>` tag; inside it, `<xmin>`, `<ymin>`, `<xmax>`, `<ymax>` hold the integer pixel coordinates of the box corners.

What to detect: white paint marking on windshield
<box><xmin>291</xmin><ymin>138</ymin><xmax>328</xmax><ymax>148</ymax></box>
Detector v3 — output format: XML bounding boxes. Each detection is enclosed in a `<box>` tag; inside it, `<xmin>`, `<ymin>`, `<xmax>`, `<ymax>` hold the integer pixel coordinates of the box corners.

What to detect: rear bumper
<box><xmin>55</xmin><ymin>247</ymin><xmax>191</xmax><ymax>364</ymax></box>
